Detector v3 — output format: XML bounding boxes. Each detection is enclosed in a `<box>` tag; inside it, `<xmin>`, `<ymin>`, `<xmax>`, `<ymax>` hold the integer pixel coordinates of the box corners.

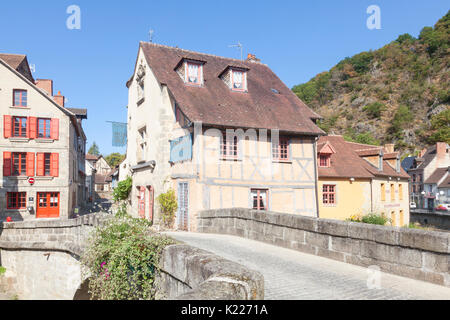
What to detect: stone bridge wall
<box><xmin>197</xmin><ymin>208</ymin><xmax>450</xmax><ymax>287</ymax></box>
<box><xmin>410</xmin><ymin>210</ymin><xmax>450</xmax><ymax>231</ymax></box>
<box><xmin>0</xmin><ymin>214</ymin><xmax>109</xmax><ymax>300</ymax></box>
<box><xmin>0</xmin><ymin>214</ymin><xmax>263</xmax><ymax>300</ymax></box>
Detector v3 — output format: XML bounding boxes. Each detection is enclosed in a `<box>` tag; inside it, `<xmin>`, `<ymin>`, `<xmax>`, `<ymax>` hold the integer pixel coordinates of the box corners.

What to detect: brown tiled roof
<box><xmin>139</xmin><ymin>42</ymin><xmax>324</xmax><ymax>135</ymax></box>
<box><xmin>355</xmin><ymin>149</ymin><xmax>382</xmax><ymax>157</ymax></box>
<box><xmin>318</xmin><ymin>136</ymin><xmax>409</xmax><ymax>179</ymax></box>
<box><xmin>67</xmin><ymin>108</ymin><xmax>88</xmax><ymax>119</ymax></box>
<box><xmin>95</xmin><ymin>174</ymin><xmax>108</xmax><ymax>184</ymax></box>
<box><xmin>0</xmin><ymin>53</ymin><xmax>26</xmax><ymax>69</ymax></box>
<box><xmin>383</xmin><ymin>153</ymin><xmax>399</xmax><ymax>160</ymax></box>
<box><xmin>0</xmin><ymin>53</ymin><xmax>34</xmax><ymax>82</ymax></box>
<box><xmin>425</xmin><ymin>167</ymin><xmax>449</xmax><ymax>184</ymax></box>
<box><xmin>439</xmin><ymin>173</ymin><xmax>450</xmax><ymax>188</ymax></box>
<box><xmin>86</xmin><ymin>154</ymin><xmax>100</xmax><ymax>161</ymax></box>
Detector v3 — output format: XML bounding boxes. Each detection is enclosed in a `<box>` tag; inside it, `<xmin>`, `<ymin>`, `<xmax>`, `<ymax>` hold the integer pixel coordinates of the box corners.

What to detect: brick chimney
<box><xmin>53</xmin><ymin>91</ymin><xmax>65</xmax><ymax>107</ymax></box>
<box><xmin>419</xmin><ymin>148</ymin><xmax>427</xmax><ymax>158</ymax></box>
<box><xmin>436</xmin><ymin>142</ymin><xmax>448</xmax><ymax>168</ymax></box>
<box><xmin>35</xmin><ymin>79</ymin><xmax>53</xmax><ymax>96</ymax></box>
<box><xmin>246</xmin><ymin>53</ymin><xmax>260</xmax><ymax>63</ymax></box>
<box><xmin>384</xmin><ymin>144</ymin><xmax>395</xmax><ymax>154</ymax></box>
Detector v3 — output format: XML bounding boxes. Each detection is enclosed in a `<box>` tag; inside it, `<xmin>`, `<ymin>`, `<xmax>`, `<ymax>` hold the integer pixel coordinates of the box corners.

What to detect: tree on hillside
<box><xmin>88</xmin><ymin>142</ymin><xmax>100</xmax><ymax>156</ymax></box>
<box><xmin>428</xmin><ymin>109</ymin><xmax>450</xmax><ymax>144</ymax></box>
<box><xmin>105</xmin><ymin>153</ymin><xmax>126</xmax><ymax>168</ymax></box>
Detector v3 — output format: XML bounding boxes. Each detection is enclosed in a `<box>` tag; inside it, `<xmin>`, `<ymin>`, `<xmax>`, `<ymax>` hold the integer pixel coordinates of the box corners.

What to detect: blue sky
<box><xmin>0</xmin><ymin>1</ymin><xmax>448</xmax><ymax>155</ymax></box>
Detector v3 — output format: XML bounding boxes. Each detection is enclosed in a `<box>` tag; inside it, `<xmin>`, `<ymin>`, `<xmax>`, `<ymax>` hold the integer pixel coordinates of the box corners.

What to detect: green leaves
<box><xmin>81</xmin><ymin>216</ymin><xmax>175</xmax><ymax>300</ymax></box>
<box><xmin>105</xmin><ymin>153</ymin><xmax>126</xmax><ymax>168</ymax></box>
<box><xmin>113</xmin><ymin>177</ymin><xmax>132</xmax><ymax>202</ymax></box>
<box><xmin>156</xmin><ymin>189</ymin><xmax>178</xmax><ymax>228</ymax></box>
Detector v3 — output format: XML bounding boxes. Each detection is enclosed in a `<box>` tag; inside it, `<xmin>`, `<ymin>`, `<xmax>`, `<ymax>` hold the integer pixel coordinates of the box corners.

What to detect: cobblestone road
<box><xmin>164</xmin><ymin>232</ymin><xmax>450</xmax><ymax>300</ymax></box>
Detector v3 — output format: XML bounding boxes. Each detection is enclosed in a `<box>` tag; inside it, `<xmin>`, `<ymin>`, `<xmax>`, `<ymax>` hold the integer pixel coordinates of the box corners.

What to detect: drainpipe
<box><xmin>313</xmin><ymin>136</ymin><xmax>320</xmax><ymax>218</ymax></box>
<box><xmin>370</xmin><ymin>179</ymin><xmax>373</xmax><ymax>213</ymax></box>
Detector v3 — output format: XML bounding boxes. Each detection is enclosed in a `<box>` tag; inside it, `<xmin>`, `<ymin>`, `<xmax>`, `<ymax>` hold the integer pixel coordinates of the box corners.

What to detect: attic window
<box><xmin>271</xmin><ymin>88</ymin><xmax>280</xmax><ymax>94</ymax></box>
<box><xmin>186</xmin><ymin>62</ymin><xmax>202</xmax><ymax>85</ymax></box>
<box><xmin>231</xmin><ymin>69</ymin><xmax>247</xmax><ymax>91</ymax></box>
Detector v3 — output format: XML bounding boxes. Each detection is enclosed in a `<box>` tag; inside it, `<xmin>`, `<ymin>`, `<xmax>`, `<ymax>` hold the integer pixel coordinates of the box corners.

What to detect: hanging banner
<box><xmin>111</xmin><ymin>122</ymin><xmax>127</xmax><ymax>147</ymax></box>
<box><xmin>170</xmin><ymin>134</ymin><xmax>192</xmax><ymax>163</ymax></box>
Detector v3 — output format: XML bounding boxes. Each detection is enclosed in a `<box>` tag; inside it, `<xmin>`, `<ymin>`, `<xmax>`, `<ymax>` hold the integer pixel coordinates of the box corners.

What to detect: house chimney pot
<box><xmin>53</xmin><ymin>91</ymin><xmax>65</xmax><ymax>107</ymax></box>
<box><xmin>246</xmin><ymin>53</ymin><xmax>260</xmax><ymax>63</ymax></box>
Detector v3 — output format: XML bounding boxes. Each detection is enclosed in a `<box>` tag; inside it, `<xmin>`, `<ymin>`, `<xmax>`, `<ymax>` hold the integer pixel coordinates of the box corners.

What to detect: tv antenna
<box><xmin>30</xmin><ymin>64</ymin><xmax>36</xmax><ymax>73</ymax></box>
<box><xmin>228</xmin><ymin>41</ymin><xmax>243</xmax><ymax>60</ymax></box>
<box><xmin>149</xmin><ymin>29</ymin><xmax>155</xmax><ymax>43</ymax></box>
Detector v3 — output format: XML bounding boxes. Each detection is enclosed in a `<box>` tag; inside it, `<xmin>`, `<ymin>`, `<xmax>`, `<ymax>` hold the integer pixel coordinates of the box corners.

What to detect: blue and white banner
<box><xmin>111</xmin><ymin>122</ymin><xmax>127</xmax><ymax>147</ymax></box>
<box><xmin>170</xmin><ymin>134</ymin><xmax>192</xmax><ymax>163</ymax></box>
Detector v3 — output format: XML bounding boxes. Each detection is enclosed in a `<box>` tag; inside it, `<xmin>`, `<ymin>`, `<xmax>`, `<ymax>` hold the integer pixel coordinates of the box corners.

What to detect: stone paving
<box><xmin>164</xmin><ymin>232</ymin><xmax>450</xmax><ymax>300</ymax></box>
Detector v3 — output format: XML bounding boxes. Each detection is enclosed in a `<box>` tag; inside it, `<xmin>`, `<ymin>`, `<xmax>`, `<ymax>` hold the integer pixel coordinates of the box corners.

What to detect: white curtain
<box><xmin>233</xmin><ymin>71</ymin><xmax>242</xmax><ymax>88</ymax></box>
<box><xmin>188</xmin><ymin>64</ymin><xmax>199</xmax><ymax>82</ymax></box>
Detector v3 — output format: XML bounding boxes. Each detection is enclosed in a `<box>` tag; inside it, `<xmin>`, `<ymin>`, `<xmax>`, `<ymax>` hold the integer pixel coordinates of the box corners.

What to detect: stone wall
<box><xmin>197</xmin><ymin>208</ymin><xmax>450</xmax><ymax>287</ymax></box>
<box><xmin>158</xmin><ymin>244</ymin><xmax>264</xmax><ymax>300</ymax></box>
<box><xmin>410</xmin><ymin>210</ymin><xmax>450</xmax><ymax>231</ymax></box>
<box><xmin>0</xmin><ymin>214</ymin><xmax>109</xmax><ymax>300</ymax></box>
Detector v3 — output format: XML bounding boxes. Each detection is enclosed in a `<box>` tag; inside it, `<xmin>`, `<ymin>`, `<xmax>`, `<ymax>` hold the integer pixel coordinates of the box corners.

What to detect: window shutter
<box><xmin>51</xmin><ymin>153</ymin><xmax>59</xmax><ymax>177</ymax></box>
<box><xmin>29</xmin><ymin>117</ymin><xmax>37</xmax><ymax>139</ymax></box>
<box><xmin>37</xmin><ymin>153</ymin><xmax>45</xmax><ymax>176</ymax></box>
<box><xmin>3</xmin><ymin>152</ymin><xmax>12</xmax><ymax>176</ymax></box>
<box><xmin>51</xmin><ymin>118</ymin><xmax>59</xmax><ymax>140</ymax></box>
<box><xmin>26</xmin><ymin>153</ymin><xmax>35</xmax><ymax>177</ymax></box>
<box><xmin>4</xmin><ymin>115</ymin><xmax>12</xmax><ymax>138</ymax></box>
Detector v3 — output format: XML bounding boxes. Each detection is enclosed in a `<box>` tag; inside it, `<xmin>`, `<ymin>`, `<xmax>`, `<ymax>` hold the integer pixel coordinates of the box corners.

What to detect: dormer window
<box><xmin>231</xmin><ymin>69</ymin><xmax>247</xmax><ymax>91</ymax></box>
<box><xmin>317</xmin><ymin>141</ymin><xmax>336</xmax><ymax>168</ymax></box>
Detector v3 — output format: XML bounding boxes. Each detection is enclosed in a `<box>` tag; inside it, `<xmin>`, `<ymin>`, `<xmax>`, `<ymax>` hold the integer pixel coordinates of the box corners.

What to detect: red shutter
<box><xmin>3</xmin><ymin>152</ymin><xmax>12</xmax><ymax>176</ymax></box>
<box><xmin>51</xmin><ymin>153</ymin><xmax>59</xmax><ymax>177</ymax></box>
<box><xmin>26</xmin><ymin>153</ymin><xmax>35</xmax><ymax>177</ymax></box>
<box><xmin>29</xmin><ymin>117</ymin><xmax>37</xmax><ymax>139</ymax></box>
<box><xmin>4</xmin><ymin>115</ymin><xmax>12</xmax><ymax>138</ymax></box>
<box><xmin>51</xmin><ymin>118</ymin><xmax>59</xmax><ymax>140</ymax></box>
<box><xmin>36</xmin><ymin>153</ymin><xmax>45</xmax><ymax>176</ymax></box>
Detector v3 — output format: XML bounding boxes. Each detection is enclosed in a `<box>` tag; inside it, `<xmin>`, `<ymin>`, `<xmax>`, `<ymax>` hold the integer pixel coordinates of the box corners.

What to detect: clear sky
<box><xmin>0</xmin><ymin>1</ymin><xmax>448</xmax><ymax>155</ymax></box>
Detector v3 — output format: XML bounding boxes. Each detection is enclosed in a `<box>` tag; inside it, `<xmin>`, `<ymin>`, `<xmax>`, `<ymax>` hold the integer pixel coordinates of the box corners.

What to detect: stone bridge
<box><xmin>0</xmin><ymin>214</ymin><xmax>263</xmax><ymax>300</ymax></box>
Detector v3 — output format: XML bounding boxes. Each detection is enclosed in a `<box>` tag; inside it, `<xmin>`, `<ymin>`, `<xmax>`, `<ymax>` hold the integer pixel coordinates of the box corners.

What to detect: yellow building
<box><xmin>317</xmin><ymin>136</ymin><xmax>410</xmax><ymax>226</ymax></box>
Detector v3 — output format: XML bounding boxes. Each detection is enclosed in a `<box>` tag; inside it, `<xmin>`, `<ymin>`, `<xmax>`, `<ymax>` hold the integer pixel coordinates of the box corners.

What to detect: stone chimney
<box><xmin>53</xmin><ymin>91</ymin><xmax>65</xmax><ymax>107</ymax></box>
<box><xmin>35</xmin><ymin>79</ymin><xmax>53</xmax><ymax>96</ymax></box>
<box><xmin>246</xmin><ymin>53</ymin><xmax>260</xmax><ymax>63</ymax></box>
<box><xmin>384</xmin><ymin>144</ymin><xmax>395</xmax><ymax>154</ymax></box>
<box><xmin>436</xmin><ymin>142</ymin><xmax>448</xmax><ymax>168</ymax></box>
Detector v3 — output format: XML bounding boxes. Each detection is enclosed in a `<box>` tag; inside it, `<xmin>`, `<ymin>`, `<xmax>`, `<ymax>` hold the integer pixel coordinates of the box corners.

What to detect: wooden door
<box><xmin>138</xmin><ymin>186</ymin><xmax>146</xmax><ymax>219</ymax></box>
<box><xmin>148</xmin><ymin>186</ymin><xmax>154</xmax><ymax>222</ymax></box>
<box><xmin>37</xmin><ymin>192</ymin><xmax>60</xmax><ymax>218</ymax></box>
<box><xmin>177</xmin><ymin>182</ymin><xmax>189</xmax><ymax>231</ymax></box>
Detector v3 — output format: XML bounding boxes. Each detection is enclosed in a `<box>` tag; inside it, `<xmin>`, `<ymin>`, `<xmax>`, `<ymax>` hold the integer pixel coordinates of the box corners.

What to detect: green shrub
<box><xmin>0</xmin><ymin>266</ymin><xmax>6</xmax><ymax>276</ymax></box>
<box><xmin>156</xmin><ymin>189</ymin><xmax>178</xmax><ymax>228</ymax></box>
<box><xmin>361</xmin><ymin>213</ymin><xmax>390</xmax><ymax>226</ymax></box>
<box><xmin>81</xmin><ymin>216</ymin><xmax>175</xmax><ymax>300</ymax></box>
<box><xmin>362</xmin><ymin>102</ymin><xmax>386</xmax><ymax>119</ymax></box>
<box><xmin>113</xmin><ymin>177</ymin><xmax>132</xmax><ymax>202</ymax></box>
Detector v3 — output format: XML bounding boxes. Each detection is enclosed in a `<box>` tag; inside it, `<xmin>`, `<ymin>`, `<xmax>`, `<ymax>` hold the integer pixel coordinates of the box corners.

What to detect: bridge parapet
<box><xmin>198</xmin><ymin>208</ymin><xmax>450</xmax><ymax>287</ymax></box>
<box><xmin>0</xmin><ymin>214</ymin><xmax>110</xmax><ymax>257</ymax></box>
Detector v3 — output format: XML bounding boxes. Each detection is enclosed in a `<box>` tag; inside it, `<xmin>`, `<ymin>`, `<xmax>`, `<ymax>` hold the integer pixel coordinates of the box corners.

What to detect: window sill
<box><xmin>10</xmin><ymin>106</ymin><xmax>30</xmax><ymax>110</ymax></box>
<box><xmin>36</xmin><ymin>176</ymin><xmax>54</xmax><ymax>181</ymax></box>
<box><xmin>273</xmin><ymin>160</ymin><xmax>292</xmax><ymax>164</ymax></box>
<box><xmin>220</xmin><ymin>158</ymin><xmax>242</xmax><ymax>162</ymax></box>
<box><xmin>36</xmin><ymin>139</ymin><xmax>54</xmax><ymax>143</ymax></box>
<box><xmin>7</xmin><ymin>176</ymin><xmax>28</xmax><ymax>180</ymax></box>
<box><xmin>9</xmin><ymin>137</ymin><xmax>30</xmax><ymax>143</ymax></box>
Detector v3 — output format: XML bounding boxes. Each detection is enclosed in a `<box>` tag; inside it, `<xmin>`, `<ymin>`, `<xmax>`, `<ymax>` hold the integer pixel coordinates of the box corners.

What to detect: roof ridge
<box><xmin>140</xmin><ymin>41</ymin><xmax>268</xmax><ymax>66</ymax></box>
<box><xmin>0</xmin><ymin>53</ymin><xmax>26</xmax><ymax>57</ymax></box>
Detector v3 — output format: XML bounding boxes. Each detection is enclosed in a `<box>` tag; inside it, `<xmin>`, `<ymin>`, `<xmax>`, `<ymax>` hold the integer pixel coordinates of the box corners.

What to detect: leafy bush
<box><xmin>113</xmin><ymin>177</ymin><xmax>132</xmax><ymax>202</ymax></box>
<box><xmin>362</xmin><ymin>102</ymin><xmax>386</xmax><ymax>119</ymax></box>
<box><xmin>428</xmin><ymin>109</ymin><xmax>450</xmax><ymax>144</ymax></box>
<box><xmin>0</xmin><ymin>266</ymin><xmax>6</xmax><ymax>276</ymax></box>
<box><xmin>388</xmin><ymin>105</ymin><xmax>414</xmax><ymax>139</ymax></box>
<box><xmin>81</xmin><ymin>216</ymin><xmax>175</xmax><ymax>300</ymax></box>
<box><xmin>292</xmin><ymin>72</ymin><xmax>331</xmax><ymax>105</ymax></box>
<box><xmin>347</xmin><ymin>213</ymin><xmax>389</xmax><ymax>226</ymax></box>
<box><xmin>395</xmin><ymin>33</ymin><xmax>416</xmax><ymax>45</ymax></box>
<box><xmin>156</xmin><ymin>189</ymin><xmax>178</xmax><ymax>228</ymax></box>
<box><xmin>339</xmin><ymin>51</ymin><xmax>374</xmax><ymax>74</ymax></box>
